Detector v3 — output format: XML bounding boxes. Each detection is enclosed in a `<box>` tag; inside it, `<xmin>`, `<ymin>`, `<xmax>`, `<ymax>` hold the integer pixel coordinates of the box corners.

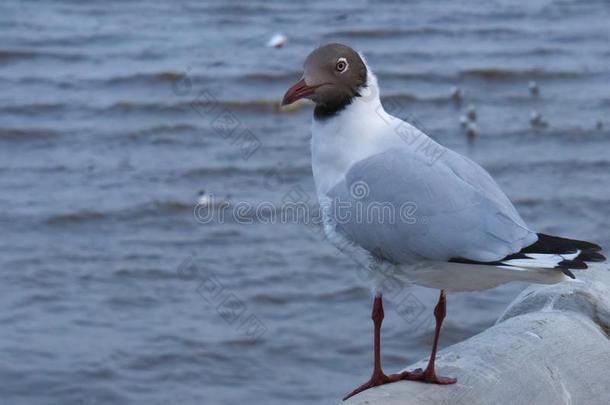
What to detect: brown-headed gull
<box><xmin>281</xmin><ymin>43</ymin><xmax>606</xmax><ymax>401</ymax></box>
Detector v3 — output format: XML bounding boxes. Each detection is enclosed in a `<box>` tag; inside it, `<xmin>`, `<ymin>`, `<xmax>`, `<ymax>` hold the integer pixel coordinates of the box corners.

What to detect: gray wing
<box><xmin>326</xmin><ymin>147</ymin><xmax>537</xmax><ymax>263</ymax></box>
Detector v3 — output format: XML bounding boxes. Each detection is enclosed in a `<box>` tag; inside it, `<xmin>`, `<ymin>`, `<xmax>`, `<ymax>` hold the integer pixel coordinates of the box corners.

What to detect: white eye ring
<box><xmin>336</xmin><ymin>57</ymin><xmax>349</xmax><ymax>73</ymax></box>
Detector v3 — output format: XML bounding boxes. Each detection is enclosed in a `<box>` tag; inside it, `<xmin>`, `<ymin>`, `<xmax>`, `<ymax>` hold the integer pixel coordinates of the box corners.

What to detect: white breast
<box><xmin>310</xmin><ymin>80</ymin><xmax>409</xmax><ymax>197</ymax></box>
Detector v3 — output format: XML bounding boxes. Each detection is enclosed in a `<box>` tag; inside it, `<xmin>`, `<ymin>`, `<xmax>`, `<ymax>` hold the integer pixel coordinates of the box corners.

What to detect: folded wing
<box><xmin>326</xmin><ymin>147</ymin><xmax>537</xmax><ymax>264</ymax></box>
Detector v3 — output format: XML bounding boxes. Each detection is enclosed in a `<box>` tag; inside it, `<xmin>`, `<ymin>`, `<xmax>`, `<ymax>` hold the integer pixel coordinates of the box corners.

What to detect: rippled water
<box><xmin>2</xmin><ymin>1</ymin><xmax>610</xmax><ymax>404</ymax></box>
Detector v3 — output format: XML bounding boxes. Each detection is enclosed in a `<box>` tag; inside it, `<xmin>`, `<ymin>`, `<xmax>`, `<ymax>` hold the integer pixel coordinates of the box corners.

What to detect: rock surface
<box><xmin>343</xmin><ymin>263</ymin><xmax>610</xmax><ymax>405</ymax></box>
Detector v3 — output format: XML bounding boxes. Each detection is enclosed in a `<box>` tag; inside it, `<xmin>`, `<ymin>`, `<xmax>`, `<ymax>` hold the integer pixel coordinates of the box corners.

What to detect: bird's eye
<box><xmin>336</xmin><ymin>58</ymin><xmax>348</xmax><ymax>73</ymax></box>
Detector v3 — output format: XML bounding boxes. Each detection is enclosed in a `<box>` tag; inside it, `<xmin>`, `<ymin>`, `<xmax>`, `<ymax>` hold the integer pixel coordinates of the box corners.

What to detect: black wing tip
<box><xmin>449</xmin><ymin>233</ymin><xmax>606</xmax><ymax>276</ymax></box>
<box><xmin>578</xmin><ymin>251</ymin><xmax>607</xmax><ymax>262</ymax></box>
<box><xmin>528</xmin><ymin>233</ymin><xmax>606</xmax><ymax>274</ymax></box>
<box><xmin>557</xmin><ymin>259</ymin><xmax>587</xmax><ymax>270</ymax></box>
<box><xmin>533</xmin><ymin>233</ymin><xmax>603</xmax><ymax>254</ymax></box>
<box><xmin>527</xmin><ymin>233</ymin><xmax>605</xmax><ymax>263</ymax></box>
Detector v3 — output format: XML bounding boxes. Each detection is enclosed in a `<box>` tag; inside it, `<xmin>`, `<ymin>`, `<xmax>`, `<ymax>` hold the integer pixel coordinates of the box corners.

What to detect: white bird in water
<box><xmin>266</xmin><ymin>33</ymin><xmax>288</xmax><ymax>49</ymax></box>
<box><xmin>197</xmin><ymin>190</ymin><xmax>231</xmax><ymax>207</ymax></box>
<box><xmin>197</xmin><ymin>190</ymin><xmax>211</xmax><ymax>206</ymax></box>
<box><xmin>529</xmin><ymin>80</ymin><xmax>540</xmax><ymax>96</ymax></box>
<box><xmin>281</xmin><ymin>43</ymin><xmax>606</xmax><ymax>401</ymax></box>
<box><xmin>450</xmin><ymin>86</ymin><xmax>462</xmax><ymax>103</ymax></box>
<box><xmin>465</xmin><ymin>121</ymin><xmax>478</xmax><ymax>140</ymax></box>
<box><xmin>460</xmin><ymin>105</ymin><xmax>477</xmax><ymax>139</ymax></box>
<box><xmin>466</xmin><ymin>104</ymin><xmax>477</xmax><ymax>121</ymax></box>
<box><xmin>459</xmin><ymin>115</ymin><xmax>468</xmax><ymax>128</ymax></box>
<box><xmin>530</xmin><ymin>110</ymin><xmax>548</xmax><ymax>128</ymax></box>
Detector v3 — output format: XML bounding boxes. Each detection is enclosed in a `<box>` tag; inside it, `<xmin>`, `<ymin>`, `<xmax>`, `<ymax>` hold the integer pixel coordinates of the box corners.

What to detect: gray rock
<box><xmin>343</xmin><ymin>263</ymin><xmax>610</xmax><ymax>405</ymax></box>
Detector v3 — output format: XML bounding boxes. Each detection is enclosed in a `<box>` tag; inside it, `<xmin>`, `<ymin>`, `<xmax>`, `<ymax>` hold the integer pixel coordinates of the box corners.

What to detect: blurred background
<box><xmin>1</xmin><ymin>1</ymin><xmax>609</xmax><ymax>404</ymax></box>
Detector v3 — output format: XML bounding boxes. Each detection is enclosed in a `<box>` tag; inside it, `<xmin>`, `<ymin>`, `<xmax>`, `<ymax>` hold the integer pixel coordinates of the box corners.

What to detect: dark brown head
<box><xmin>282</xmin><ymin>43</ymin><xmax>368</xmax><ymax>118</ymax></box>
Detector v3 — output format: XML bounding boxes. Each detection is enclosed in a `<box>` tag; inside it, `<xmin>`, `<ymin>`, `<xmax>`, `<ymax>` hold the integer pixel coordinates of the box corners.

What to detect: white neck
<box><xmin>310</xmin><ymin>68</ymin><xmax>426</xmax><ymax>197</ymax></box>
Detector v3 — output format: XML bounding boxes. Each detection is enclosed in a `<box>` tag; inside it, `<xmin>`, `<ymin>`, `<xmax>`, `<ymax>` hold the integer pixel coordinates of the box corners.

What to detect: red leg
<box><xmin>392</xmin><ymin>290</ymin><xmax>457</xmax><ymax>384</ymax></box>
<box><xmin>343</xmin><ymin>294</ymin><xmax>393</xmax><ymax>401</ymax></box>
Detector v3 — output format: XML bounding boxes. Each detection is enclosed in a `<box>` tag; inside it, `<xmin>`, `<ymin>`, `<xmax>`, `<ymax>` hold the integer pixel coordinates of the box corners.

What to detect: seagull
<box><xmin>466</xmin><ymin>104</ymin><xmax>477</xmax><ymax>121</ymax></box>
<box><xmin>197</xmin><ymin>190</ymin><xmax>211</xmax><ymax>206</ymax></box>
<box><xmin>266</xmin><ymin>33</ymin><xmax>288</xmax><ymax>49</ymax></box>
<box><xmin>530</xmin><ymin>110</ymin><xmax>548</xmax><ymax>128</ymax></box>
<box><xmin>197</xmin><ymin>190</ymin><xmax>231</xmax><ymax>207</ymax></box>
<box><xmin>529</xmin><ymin>80</ymin><xmax>540</xmax><ymax>96</ymax></box>
<box><xmin>465</xmin><ymin>121</ymin><xmax>478</xmax><ymax>140</ymax></box>
<box><xmin>281</xmin><ymin>43</ymin><xmax>606</xmax><ymax>401</ymax></box>
<box><xmin>450</xmin><ymin>86</ymin><xmax>462</xmax><ymax>103</ymax></box>
<box><xmin>458</xmin><ymin>115</ymin><xmax>468</xmax><ymax>128</ymax></box>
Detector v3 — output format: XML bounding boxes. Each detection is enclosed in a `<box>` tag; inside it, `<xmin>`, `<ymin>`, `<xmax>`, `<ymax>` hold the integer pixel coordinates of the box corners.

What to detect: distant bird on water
<box><xmin>530</xmin><ymin>111</ymin><xmax>548</xmax><ymax>128</ymax></box>
<box><xmin>466</xmin><ymin>104</ymin><xmax>477</xmax><ymax>121</ymax></box>
<box><xmin>197</xmin><ymin>190</ymin><xmax>211</xmax><ymax>206</ymax></box>
<box><xmin>465</xmin><ymin>121</ymin><xmax>478</xmax><ymax>140</ymax></box>
<box><xmin>282</xmin><ymin>43</ymin><xmax>606</xmax><ymax>401</ymax></box>
<box><xmin>450</xmin><ymin>86</ymin><xmax>463</xmax><ymax>103</ymax></box>
<box><xmin>459</xmin><ymin>115</ymin><xmax>468</xmax><ymax>128</ymax></box>
<box><xmin>197</xmin><ymin>190</ymin><xmax>231</xmax><ymax>207</ymax></box>
<box><xmin>529</xmin><ymin>80</ymin><xmax>540</xmax><ymax>96</ymax></box>
<box><xmin>266</xmin><ymin>33</ymin><xmax>288</xmax><ymax>48</ymax></box>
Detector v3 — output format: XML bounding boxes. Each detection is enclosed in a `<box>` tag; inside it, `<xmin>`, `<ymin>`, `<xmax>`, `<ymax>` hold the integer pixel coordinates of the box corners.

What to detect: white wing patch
<box><xmin>501</xmin><ymin>250</ymin><xmax>581</xmax><ymax>269</ymax></box>
<box><xmin>497</xmin><ymin>265</ymin><xmax>529</xmax><ymax>271</ymax></box>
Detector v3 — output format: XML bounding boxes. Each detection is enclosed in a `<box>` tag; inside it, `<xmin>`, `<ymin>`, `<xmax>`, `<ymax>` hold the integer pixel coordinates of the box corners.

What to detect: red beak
<box><xmin>281</xmin><ymin>78</ymin><xmax>316</xmax><ymax>106</ymax></box>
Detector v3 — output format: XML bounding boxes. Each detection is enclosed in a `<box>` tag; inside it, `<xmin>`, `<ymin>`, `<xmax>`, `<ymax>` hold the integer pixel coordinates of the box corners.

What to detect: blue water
<box><xmin>1</xmin><ymin>1</ymin><xmax>610</xmax><ymax>404</ymax></box>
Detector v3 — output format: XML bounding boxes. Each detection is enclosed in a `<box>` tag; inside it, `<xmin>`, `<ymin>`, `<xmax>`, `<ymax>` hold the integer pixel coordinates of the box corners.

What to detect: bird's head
<box><xmin>281</xmin><ymin>43</ymin><xmax>368</xmax><ymax>111</ymax></box>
